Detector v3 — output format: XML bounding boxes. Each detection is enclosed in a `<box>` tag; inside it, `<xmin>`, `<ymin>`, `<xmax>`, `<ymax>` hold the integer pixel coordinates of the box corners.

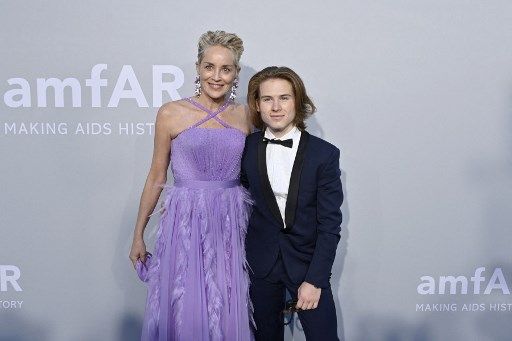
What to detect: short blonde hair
<box><xmin>197</xmin><ymin>30</ymin><xmax>244</xmax><ymax>70</ymax></box>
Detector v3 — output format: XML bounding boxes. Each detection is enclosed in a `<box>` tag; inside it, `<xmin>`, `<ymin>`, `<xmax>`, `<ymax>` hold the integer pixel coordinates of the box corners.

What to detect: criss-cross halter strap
<box><xmin>184</xmin><ymin>97</ymin><xmax>234</xmax><ymax>129</ymax></box>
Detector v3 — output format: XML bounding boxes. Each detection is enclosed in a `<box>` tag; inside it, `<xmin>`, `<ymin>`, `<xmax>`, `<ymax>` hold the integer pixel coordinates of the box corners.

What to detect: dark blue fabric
<box><xmin>242</xmin><ymin>130</ymin><xmax>344</xmax><ymax>290</ymax></box>
<box><xmin>250</xmin><ymin>254</ymin><xmax>339</xmax><ymax>341</ymax></box>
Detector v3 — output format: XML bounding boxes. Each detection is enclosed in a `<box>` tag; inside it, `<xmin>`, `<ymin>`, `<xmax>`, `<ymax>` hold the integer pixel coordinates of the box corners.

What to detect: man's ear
<box><xmin>255</xmin><ymin>100</ymin><xmax>260</xmax><ymax>113</ymax></box>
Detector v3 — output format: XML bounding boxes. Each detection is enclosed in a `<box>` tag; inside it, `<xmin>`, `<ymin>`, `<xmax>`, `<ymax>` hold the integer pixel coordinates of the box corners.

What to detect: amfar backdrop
<box><xmin>1</xmin><ymin>1</ymin><xmax>512</xmax><ymax>340</ymax></box>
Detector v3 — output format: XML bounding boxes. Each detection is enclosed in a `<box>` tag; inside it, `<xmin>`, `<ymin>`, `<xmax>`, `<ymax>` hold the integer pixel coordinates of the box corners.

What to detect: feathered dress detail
<box><xmin>137</xmin><ymin>99</ymin><xmax>254</xmax><ymax>340</ymax></box>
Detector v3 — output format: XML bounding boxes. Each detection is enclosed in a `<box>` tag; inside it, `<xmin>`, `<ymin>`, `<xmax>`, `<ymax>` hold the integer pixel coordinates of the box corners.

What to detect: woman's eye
<box><xmin>205</xmin><ymin>65</ymin><xmax>212</xmax><ymax>70</ymax></box>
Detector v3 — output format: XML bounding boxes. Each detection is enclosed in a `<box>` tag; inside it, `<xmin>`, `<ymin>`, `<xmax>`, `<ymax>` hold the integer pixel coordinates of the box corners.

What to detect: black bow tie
<box><xmin>262</xmin><ymin>137</ymin><xmax>293</xmax><ymax>148</ymax></box>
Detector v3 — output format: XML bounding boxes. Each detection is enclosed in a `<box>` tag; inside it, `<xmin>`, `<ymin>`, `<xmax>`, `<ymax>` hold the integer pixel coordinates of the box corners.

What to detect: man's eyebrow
<box><xmin>260</xmin><ymin>93</ymin><xmax>293</xmax><ymax>97</ymax></box>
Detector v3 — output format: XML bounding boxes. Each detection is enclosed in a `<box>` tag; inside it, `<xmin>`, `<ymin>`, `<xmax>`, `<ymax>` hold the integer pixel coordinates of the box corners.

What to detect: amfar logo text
<box><xmin>418</xmin><ymin>267</ymin><xmax>509</xmax><ymax>295</ymax></box>
<box><xmin>3</xmin><ymin>64</ymin><xmax>184</xmax><ymax>108</ymax></box>
<box><xmin>0</xmin><ymin>265</ymin><xmax>22</xmax><ymax>292</ymax></box>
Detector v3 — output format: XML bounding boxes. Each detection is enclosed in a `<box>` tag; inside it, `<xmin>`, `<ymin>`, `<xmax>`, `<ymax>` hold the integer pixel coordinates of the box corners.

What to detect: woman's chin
<box><xmin>203</xmin><ymin>90</ymin><xmax>228</xmax><ymax>100</ymax></box>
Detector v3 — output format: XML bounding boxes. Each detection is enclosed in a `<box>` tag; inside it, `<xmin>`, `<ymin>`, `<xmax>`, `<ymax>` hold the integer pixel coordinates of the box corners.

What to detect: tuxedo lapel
<box><xmin>284</xmin><ymin>131</ymin><xmax>309</xmax><ymax>231</ymax></box>
<box><xmin>257</xmin><ymin>132</ymin><xmax>284</xmax><ymax>227</ymax></box>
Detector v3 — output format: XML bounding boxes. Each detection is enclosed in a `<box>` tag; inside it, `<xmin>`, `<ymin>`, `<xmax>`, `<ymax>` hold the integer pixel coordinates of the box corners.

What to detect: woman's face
<box><xmin>196</xmin><ymin>45</ymin><xmax>237</xmax><ymax>101</ymax></box>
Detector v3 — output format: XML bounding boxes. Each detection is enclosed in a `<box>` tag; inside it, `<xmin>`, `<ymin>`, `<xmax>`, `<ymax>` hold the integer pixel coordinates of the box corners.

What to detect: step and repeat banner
<box><xmin>2</xmin><ymin>1</ymin><xmax>512</xmax><ymax>340</ymax></box>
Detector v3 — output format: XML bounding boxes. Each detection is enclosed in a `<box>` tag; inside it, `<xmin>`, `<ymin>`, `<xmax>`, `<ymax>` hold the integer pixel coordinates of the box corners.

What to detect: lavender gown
<box><xmin>137</xmin><ymin>98</ymin><xmax>253</xmax><ymax>340</ymax></box>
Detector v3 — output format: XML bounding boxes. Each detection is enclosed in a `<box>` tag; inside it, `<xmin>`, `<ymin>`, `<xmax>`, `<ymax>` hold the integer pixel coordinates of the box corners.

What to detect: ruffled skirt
<box><xmin>138</xmin><ymin>185</ymin><xmax>254</xmax><ymax>341</ymax></box>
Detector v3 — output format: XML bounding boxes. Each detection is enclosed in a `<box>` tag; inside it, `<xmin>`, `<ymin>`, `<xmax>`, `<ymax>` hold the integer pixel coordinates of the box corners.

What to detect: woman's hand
<box><xmin>129</xmin><ymin>237</ymin><xmax>147</xmax><ymax>269</ymax></box>
<box><xmin>129</xmin><ymin>103</ymin><xmax>174</xmax><ymax>270</ymax></box>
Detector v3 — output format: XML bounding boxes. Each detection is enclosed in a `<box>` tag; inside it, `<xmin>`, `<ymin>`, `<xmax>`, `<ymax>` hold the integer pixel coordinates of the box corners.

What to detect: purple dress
<box><xmin>137</xmin><ymin>98</ymin><xmax>253</xmax><ymax>340</ymax></box>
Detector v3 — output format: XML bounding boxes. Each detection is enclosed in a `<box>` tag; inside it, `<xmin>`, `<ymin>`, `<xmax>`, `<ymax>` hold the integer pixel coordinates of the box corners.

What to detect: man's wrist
<box><xmin>304</xmin><ymin>281</ymin><xmax>320</xmax><ymax>289</ymax></box>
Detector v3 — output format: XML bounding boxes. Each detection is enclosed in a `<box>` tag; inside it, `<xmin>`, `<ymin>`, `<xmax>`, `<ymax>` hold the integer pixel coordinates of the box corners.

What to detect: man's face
<box><xmin>257</xmin><ymin>78</ymin><xmax>296</xmax><ymax>138</ymax></box>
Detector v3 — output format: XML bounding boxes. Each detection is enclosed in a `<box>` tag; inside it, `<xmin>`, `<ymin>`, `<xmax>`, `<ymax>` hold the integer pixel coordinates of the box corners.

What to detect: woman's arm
<box><xmin>129</xmin><ymin>104</ymin><xmax>174</xmax><ymax>267</ymax></box>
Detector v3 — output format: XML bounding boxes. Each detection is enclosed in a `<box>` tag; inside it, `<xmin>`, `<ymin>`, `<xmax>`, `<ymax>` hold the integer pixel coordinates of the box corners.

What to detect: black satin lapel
<box><xmin>257</xmin><ymin>135</ymin><xmax>285</xmax><ymax>227</ymax></box>
<box><xmin>284</xmin><ymin>131</ymin><xmax>310</xmax><ymax>231</ymax></box>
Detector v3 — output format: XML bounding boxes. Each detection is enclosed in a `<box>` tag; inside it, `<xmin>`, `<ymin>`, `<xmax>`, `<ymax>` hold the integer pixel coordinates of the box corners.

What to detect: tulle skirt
<box><xmin>137</xmin><ymin>184</ymin><xmax>254</xmax><ymax>341</ymax></box>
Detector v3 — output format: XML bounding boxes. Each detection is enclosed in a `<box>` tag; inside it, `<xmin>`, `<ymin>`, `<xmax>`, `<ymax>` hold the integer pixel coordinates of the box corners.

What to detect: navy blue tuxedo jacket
<box><xmin>241</xmin><ymin>130</ymin><xmax>343</xmax><ymax>289</ymax></box>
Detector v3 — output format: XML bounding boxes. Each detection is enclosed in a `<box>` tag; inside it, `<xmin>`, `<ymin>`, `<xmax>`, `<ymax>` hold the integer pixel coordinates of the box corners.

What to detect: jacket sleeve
<box><xmin>304</xmin><ymin>147</ymin><xmax>343</xmax><ymax>288</ymax></box>
<box><xmin>240</xmin><ymin>139</ymin><xmax>250</xmax><ymax>190</ymax></box>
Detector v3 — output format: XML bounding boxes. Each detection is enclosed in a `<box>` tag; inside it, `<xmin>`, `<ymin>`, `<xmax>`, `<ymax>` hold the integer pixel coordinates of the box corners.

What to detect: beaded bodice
<box><xmin>170</xmin><ymin>98</ymin><xmax>246</xmax><ymax>182</ymax></box>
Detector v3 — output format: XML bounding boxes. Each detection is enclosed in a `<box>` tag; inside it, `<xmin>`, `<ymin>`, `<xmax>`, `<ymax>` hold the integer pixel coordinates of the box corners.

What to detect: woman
<box><xmin>129</xmin><ymin>31</ymin><xmax>253</xmax><ymax>340</ymax></box>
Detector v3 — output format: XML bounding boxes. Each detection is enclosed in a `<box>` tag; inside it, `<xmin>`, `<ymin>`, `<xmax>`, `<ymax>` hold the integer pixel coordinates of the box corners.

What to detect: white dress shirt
<box><xmin>264</xmin><ymin>126</ymin><xmax>302</xmax><ymax>228</ymax></box>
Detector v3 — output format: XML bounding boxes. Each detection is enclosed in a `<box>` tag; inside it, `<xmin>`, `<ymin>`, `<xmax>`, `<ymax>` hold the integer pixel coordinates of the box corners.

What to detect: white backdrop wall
<box><xmin>1</xmin><ymin>1</ymin><xmax>512</xmax><ymax>340</ymax></box>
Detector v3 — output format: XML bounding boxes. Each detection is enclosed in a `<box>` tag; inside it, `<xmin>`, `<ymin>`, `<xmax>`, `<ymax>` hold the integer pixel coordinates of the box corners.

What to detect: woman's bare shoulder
<box><xmin>159</xmin><ymin>99</ymin><xmax>199</xmax><ymax>124</ymax></box>
<box><xmin>159</xmin><ymin>99</ymin><xmax>191</xmax><ymax>117</ymax></box>
<box><xmin>157</xmin><ymin>100</ymin><xmax>195</xmax><ymax>138</ymax></box>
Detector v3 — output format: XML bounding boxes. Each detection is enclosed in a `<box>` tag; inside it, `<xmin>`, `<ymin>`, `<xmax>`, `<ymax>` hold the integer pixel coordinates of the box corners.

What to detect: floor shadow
<box><xmin>354</xmin><ymin>316</ymin><xmax>433</xmax><ymax>341</ymax></box>
<box><xmin>117</xmin><ymin>312</ymin><xmax>144</xmax><ymax>341</ymax></box>
<box><xmin>0</xmin><ymin>312</ymin><xmax>50</xmax><ymax>341</ymax></box>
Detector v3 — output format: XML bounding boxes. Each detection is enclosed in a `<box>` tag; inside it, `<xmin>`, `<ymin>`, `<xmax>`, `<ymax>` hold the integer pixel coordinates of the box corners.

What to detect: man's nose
<box><xmin>272</xmin><ymin>100</ymin><xmax>281</xmax><ymax>111</ymax></box>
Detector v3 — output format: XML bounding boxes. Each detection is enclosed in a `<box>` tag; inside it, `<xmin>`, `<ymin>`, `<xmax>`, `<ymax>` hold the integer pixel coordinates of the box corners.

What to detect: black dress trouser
<box><xmin>250</xmin><ymin>254</ymin><xmax>339</xmax><ymax>341</ymax></box>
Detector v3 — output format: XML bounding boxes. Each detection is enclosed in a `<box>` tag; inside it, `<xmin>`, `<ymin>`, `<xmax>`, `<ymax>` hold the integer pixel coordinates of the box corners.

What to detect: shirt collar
<box><xmin>264</xmin><ymin>126</ymin><xmax>300</xmax><ymax>140</ymax></box>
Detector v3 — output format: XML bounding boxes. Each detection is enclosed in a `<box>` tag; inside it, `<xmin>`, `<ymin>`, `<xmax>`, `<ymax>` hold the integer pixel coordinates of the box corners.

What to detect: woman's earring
<box><xmin>194</xmin><ymin>75</ymin><xmax>201</xmax><ymax>97</ymax></box>
<box><xmin>229</xmin><ymin>77</ymin><xmax>239</xmax><ymax>101</ymax></box>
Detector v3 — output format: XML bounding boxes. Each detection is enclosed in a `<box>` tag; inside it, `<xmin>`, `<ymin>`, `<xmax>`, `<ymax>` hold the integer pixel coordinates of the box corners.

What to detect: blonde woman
<box><xmin>129</xmin><ymin>31</ymin><xmax>253</xmax><ymax>340</ymax></box>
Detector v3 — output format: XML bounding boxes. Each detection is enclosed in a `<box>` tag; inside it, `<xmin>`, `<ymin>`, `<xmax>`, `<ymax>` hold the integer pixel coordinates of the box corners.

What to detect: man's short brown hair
<box><xmin>247</xmin><ymin>66</ymin><xmax>316</xmax><ymax>131</ymax></box>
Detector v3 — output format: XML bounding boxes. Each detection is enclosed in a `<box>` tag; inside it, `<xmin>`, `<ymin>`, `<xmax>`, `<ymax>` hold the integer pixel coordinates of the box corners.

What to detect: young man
<box><xmin>242</xmin><ymin>66</ymin><xmax>343</xmax><ymax>340</ymax></box>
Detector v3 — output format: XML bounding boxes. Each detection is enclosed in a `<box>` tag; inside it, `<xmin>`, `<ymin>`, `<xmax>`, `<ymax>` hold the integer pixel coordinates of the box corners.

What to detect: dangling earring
<box><xmin>194</xmin><ymin>75</ymin><xmax>201</xmax><ymax>97</ymax></box>
<box><xmin>229</xmin><ymin>77</ymin><xmax>239</xmax><ymax>101</ymax></box>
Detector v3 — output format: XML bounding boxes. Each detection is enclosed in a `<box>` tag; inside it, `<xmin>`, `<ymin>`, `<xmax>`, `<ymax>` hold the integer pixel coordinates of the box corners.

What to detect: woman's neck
<box><xmin>195</xmin><ymin>94</ymin><xmax>227</xmax><ymax>112</ymax></box>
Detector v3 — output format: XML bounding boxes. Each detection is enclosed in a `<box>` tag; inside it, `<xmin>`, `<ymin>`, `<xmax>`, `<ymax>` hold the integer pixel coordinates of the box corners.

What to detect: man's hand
<box><xmin>296</xmin><ymin>281</ymin><xmax>321</xmax><ymax>310</ymax></box>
